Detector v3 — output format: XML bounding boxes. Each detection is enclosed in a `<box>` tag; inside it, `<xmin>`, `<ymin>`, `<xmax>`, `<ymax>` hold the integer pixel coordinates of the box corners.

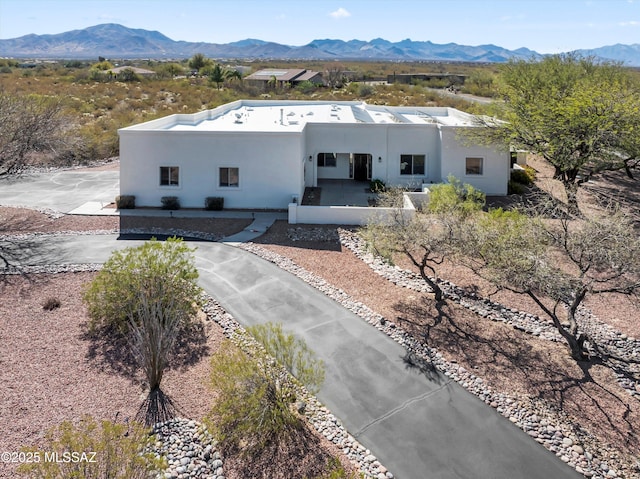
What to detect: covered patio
<box><xmin>302</xmin><ymin>179</ymin><xmax>379</xmax><ymax>207</ymax></box>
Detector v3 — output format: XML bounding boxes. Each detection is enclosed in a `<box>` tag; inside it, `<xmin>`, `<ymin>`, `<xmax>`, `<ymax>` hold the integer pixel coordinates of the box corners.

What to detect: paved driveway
<box><xmin>1</xmin><ymin>234</ymin><xmax>582</xmax><ymax>479</ymax></box>
<box><xmin>0</xmin><ymin>170</ymin><xmax>119</xmax><ymax>213</ymax></box>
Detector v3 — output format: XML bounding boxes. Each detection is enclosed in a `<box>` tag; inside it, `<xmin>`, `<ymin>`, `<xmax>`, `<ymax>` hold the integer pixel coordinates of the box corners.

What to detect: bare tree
<box><xmin>325</xmin><ymin>63</ymin><xmax>346</xmax><ymax>88</ymax></box>
<box><xmin>129</xmin><ymin>292</ymin><xmax>182</xmax><ymax>426</ymax></box>
<box><xmin>0</xmin><ymin>91</ymin><xmax>69</xmax><ymax>174</ymax></box>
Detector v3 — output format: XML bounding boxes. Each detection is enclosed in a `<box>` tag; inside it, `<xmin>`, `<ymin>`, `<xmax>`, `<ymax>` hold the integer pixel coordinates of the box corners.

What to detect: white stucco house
<box><xmin>118</xmin><ymin>100</ymin><xmax>509</xmax><ymax>211</ymax></box>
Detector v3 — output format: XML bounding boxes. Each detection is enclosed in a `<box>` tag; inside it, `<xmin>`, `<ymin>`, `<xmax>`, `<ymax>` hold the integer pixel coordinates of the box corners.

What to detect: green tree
<box><xmin>91</xmin><ymin>60</ymin><xmax>114</xmax><ymax>71</ymax></box>
<box><xmin>479</xmin><ymin>54</ymin><xmax>640</xmax><ymax>213</ymax></box>
<box><xmin>116</xmin><ymin>67</ymin><xmax>140</xmax><ymax>82</ymax></box>
<box><xmin>83</xmin><ymin>237</ymin><xmax>200</xmax><ymax>334</ymax></box>
<box><xmin>188</xmin><ymin>53</ymin><xmax>211</xmax><ymax>72</ymax></box>
<box><xmin>157</xmin><ymin>62</ymin><xmax>184</xmax><ymax>79</ymax></box>
<box><xmin>361</xmin><ymin>178</ymin><xmax>484</xmax><ymax>302</ymax></box>
<box><xmin>18</xmin><ymin>416</ymin><xmax>164</xmax><ymax>479</ymax></box>
<box><xmin>84</xmin><ymin>238</ymin><xmax>202</xmax><ymax>424</ymax></box>
<box><xmin>207</xmin><ymin>63</ymin><xmax>226</xmax><ymax>90</ymax></box>
<box><xmin>464</xmin><ymin>206</ymin><xmax>640</xmax><ymax>361</ymax></box>
<box><xmin>225</xmin><ymin>68</ymin><xmax>242</xmax><ymax>83</ymax></box>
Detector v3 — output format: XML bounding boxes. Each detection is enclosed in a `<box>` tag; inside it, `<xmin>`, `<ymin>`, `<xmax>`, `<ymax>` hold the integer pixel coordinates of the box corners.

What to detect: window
<box><xmin>317</xmin><ymin>152</ymin><xmax>337</xmax><ymax>167</ymax></box>
<box><xmin>160</xmin><ymin>166</ymin><xmax>179</xmax><ymax>186</ymax></box>
<box><xmin>400</xmin><ymin>154</ymin><xmax>425</xmax><ymax>175</ymax></box>
<box><xmin>465</xmin><ymin>157</ymin><xmax>483</xmax><ymax>175</ymax></box>
<box><xmin>219</xmin><ymin>167</ymin><xmax>239</xmax><ymax>187</ymax></box>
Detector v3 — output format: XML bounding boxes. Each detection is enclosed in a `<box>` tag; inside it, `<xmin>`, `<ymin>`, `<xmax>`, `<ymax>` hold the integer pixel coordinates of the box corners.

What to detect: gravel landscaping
<box><xmin>1</xmin><ymin>191</ymin><xmax>639</xmax><ymax>478</ymax></box>
<box><xmin>252</xmin><ymin>221</ymin><xmax>640</xmax><ymax>479</ymax></box>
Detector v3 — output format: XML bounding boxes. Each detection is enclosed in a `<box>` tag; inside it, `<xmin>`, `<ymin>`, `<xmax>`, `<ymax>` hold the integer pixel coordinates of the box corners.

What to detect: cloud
<box><xmin>329</xmin><ymin>7</ymin><xmax>351</xmax><ymax>19</ymax></box>
<box><xmin>619</xmin><ymin>20</ymin><xmax>640</xmax><ymax>26</ymax></box>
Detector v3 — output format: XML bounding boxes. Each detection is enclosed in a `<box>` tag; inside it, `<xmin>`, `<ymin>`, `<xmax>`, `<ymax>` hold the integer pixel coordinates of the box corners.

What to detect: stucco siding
<box><xmin>119</xmin><ymin>101</ymin><xmax>509</xmax><ymax>212</ymax></box>
<box><xmin>119</xmin><ymin>130</ymin><xmax>303</xmax><ymax>209</ymax></box>
<box><xmin>385</xmin><ymin>124</ymin><xmax>440</xmax><ymax>187</ymax></box>
<box><xmin>439</xmin><ymin>128</ymin><xmax>509</xmax><ymax>195</ymax></box>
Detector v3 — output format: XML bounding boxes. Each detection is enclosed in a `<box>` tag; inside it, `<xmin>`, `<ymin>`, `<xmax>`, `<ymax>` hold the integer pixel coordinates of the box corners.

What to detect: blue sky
<box><xmin>0</xmin><ymin>0</ymin><xmax>638</xmax><ymax>53</ymax></box>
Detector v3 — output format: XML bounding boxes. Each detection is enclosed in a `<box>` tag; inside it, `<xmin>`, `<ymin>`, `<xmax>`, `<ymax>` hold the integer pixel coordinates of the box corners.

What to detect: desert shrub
<box><xmin>308</xmin><ymin>458</ymin><xmax>363</xmax><ymax>479</ymax></box>
<box><xmin>523</xmin><ymin>164</ymin><xmax>537</xmax><ymax>182</ymax></box>
<box><xmin>208</xmin><ymin>324</ymin><xmax>324</xmax><ymax>456</ymax></box>
<box><xmin>42</xmin><ymin>297</ymin><xmax>61</xmax><ymax>311</ymax></box>
<box><xmin>83</xmin><ymin>237</ymin><xmax>200</xmax><ymax>334</ymax></box>
<box><xmin>161</xmin><ymin>196</ymin><xmax>180</xmax><ymax>210</ymax></box>
<box><xmin>204</xmin><ymin>196</ymin><xmax>224</xmax><ymax>211</ymax></box>
<box><xmin>207</xmin><ymin>341</ymin><xmax>303</xmax><ymax>455</ymax></box>
<box><xmin>357</xmin><ymin>83</ymin><xmax>374</xmax><ymax>97</ymax></box>
<box><xmin>508</xmin><ymin>179</ymin><xmax>526</xmax><ymax>195</ymax></box>
<box><xmin>247</xmin><ymin>322</ymin><xmax>325</xmax><ymax>395</ymax></box>
<box><xmin>18</xmin><ymin>416</ymin><xmax>164</xmax><ymax>479</ymax></box>
<box><xmin>510</xmin><ymin>166</ymin><xmax>536</xmax><ymax>186</ymax></box>
<box><xmin>369</xmin><ymin>178</ymin><xmax>386</xmax><ymax>193</ymax></box>
<box><xmin>115</xmin><ymin>195</ymin><xmax>135</xmax><ymax>209</ymax></box>
<box><xmin>296</xmin><ymin>80</ymin><xmax>318</xmax><ymax>94</ymax></box>
<box><xmin>428</xmin><ymin>175</ymin><xmax>485</xmax><ymax>216</ymax></box>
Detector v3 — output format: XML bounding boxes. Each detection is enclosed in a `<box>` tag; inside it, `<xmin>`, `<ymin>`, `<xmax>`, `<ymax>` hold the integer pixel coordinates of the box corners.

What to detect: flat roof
<box><xmin>122</xmin><ymin>100</ymin><xmax>479</xmax><ymax>134</ymax></box>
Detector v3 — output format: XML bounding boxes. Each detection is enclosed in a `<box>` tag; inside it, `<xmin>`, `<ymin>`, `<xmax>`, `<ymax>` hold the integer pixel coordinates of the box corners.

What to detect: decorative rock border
<box><xmin>147</xmin><ymin>418</ymin><xmax>225</xmax><ymax>479</ymax></box>
<box><xmin>0</xmin><ymin>260</ymin><xmax>387</xmax><ymax>478</ymax></box>
<box><xmin>337</xmin><ymin>229</ymin><xmax>640</xmax><ymax>399</ymax></box>
<box><xmin>0</xmin><ymin>262</ymin><xmax>226</xmax><ymax>479</ymax></box>
<box><xmin>3</xmin><ymin>228</ymin><xmax>638</xmax><ymax>478</ymax></box>
<box><xmin>237</xmin><ymin>240</ymin><xmax>640</xmax><ymax>479</ymax></box>
<box><xmin>120</xmin><ymin>228</ymin><xmax>224</xmax><ymax>242</ymax></box>
<box><xmin>201</xmin><ymin>295</ymin><xmax>393</xmax><ymax>479</ymax></box>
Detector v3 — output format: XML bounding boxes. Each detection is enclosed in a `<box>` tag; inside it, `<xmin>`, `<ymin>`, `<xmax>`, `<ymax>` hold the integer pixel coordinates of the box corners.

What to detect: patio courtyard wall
<box><xmin>288</xmin><ymin>192</ymin><xmax>420</xmax><ymax>225</ymax></box>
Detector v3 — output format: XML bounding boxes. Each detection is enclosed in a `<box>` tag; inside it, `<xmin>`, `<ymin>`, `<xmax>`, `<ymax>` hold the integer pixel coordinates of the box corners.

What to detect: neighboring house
<box><xmin>118</xmin><ymin>100</ymin><xmax>509</xmax><ymax>210</ymax></box>
<box><xmin>245</xmin><ymin>69</ymin><xmax>324</xmax><ymax>88</ymax></box>
<box><xmin>109</xmin><ymin>66</ymin><xmax>156</xmax><ymax>78</ymax></box>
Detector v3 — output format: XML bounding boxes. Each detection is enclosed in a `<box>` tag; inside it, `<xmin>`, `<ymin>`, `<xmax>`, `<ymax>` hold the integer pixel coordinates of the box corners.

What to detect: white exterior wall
<box><xmin>385</xmin><ymin>124</ymin><xmax>441</xmax><ymax>187</ymax></box>
<box><xmin>439</xmin><ymin>127</ymin><xmax>510</xmax><ymax>195</ymax></box>
<box><xmin>317</xmin><ymin>152</ymin><xmax>351</xmax><ymax>179</ymax></box>
<box><xmin>119</xmin><ymin>130</ymin><xmax>304</xmax><ymax>209</ymax></box>
<box><xmin>119</xmin><ymin>102</ymin><xmax>510</xmax><ymax>215</ymax></box>
<box><xmin>304</xmin><ymin>124</ymin><xmax>387</xmax><ymax>184</ymax></box>
<box><xmin>304</xmin><ymin>123</ymin><xmax>442</xmax><ymax>187</ymax></box>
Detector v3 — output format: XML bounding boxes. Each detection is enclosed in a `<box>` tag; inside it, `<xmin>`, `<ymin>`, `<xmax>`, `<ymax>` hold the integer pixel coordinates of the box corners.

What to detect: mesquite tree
<box><xmin>464</xmin><ymin>207</ymin><xmax>640</xmax><ymax>361</ymax></box>
<box><xmin>361</xmin><ymin>178</ymin><xmax>484</xmax><ymax>303</ymax></box>
<box><xmin>473</xmin><ymin>54</ymin><xmax>640</xmax><ymax>213</ymax></box>
<box><xmin>0</xmin><ymin>91</ymin><xmax>69</xmax><ymax>173</ymax></box>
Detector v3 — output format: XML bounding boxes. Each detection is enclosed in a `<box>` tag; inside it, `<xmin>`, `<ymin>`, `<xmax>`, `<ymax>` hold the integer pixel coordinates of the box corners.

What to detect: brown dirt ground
<box><xmin>0</xmin><ymin>211</ymin><xmax>356</xmax><ymax>479</ymax></box>
<box><xmin>253</xmin><ymin>222</ymin><xmax>640</xmax><ymax>467</ymax></box>
<box><xmin>1</xmin><ymin>153</ymin><xmax>639</xmax><ymax>477</ymax></box>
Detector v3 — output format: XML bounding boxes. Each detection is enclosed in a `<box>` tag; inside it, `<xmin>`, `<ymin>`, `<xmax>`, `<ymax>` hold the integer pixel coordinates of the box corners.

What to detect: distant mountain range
<box><xmin>1</xmin><ymin>23</ymin><xmax>639</xmax><ymax>66</ymax></box>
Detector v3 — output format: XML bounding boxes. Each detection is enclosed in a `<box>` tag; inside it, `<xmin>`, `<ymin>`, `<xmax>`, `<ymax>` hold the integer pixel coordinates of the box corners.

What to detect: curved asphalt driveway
<box><xmin>2</xmin><ymin>234</ymin><xmax>581</xmax><ymax>479</ymax></box>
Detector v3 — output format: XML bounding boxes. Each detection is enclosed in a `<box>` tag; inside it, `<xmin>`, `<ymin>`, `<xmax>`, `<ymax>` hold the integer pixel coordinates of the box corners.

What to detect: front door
<box><xmin>352</xmin><ymin>153</ymin><xmax>372</xmax><ymax>181</ymax></box>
